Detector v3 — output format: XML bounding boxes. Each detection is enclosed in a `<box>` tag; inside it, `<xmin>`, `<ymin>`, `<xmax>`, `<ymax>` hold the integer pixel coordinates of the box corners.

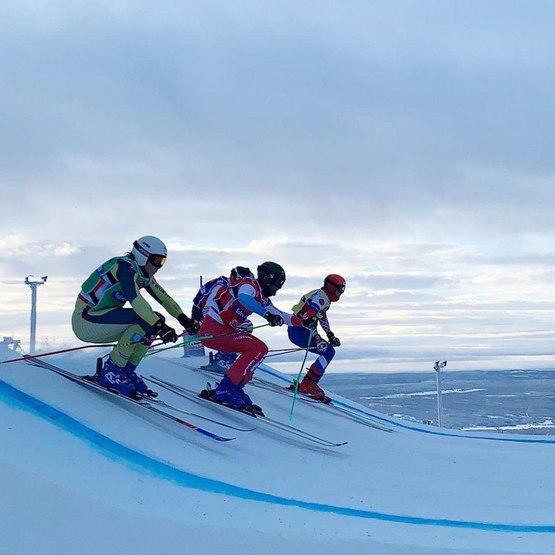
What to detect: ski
<box><xmin>278</xmin><ymin>379</ymin><xmax>394</xmax><ymax>433</ymax></box>
<box><xmin>189</xmin><ymin>361</ymin><xmax>394</xmax><ymax>432</ymax></box>
<box><xmin>162</xmin><ymin>358</ymin><xmax>393</xmax><ymax>432</ymax></box>
<box><xmin>241</xmin><ymin>365</ymin><xmax>396</xmax><ymax>432</ymax></box>
<box><xmin>140</xmin><ymin>397</ymin><xmax>255</xmax><ymax>432</ymax></box>
<box><xmin>25</xmin><ymin>358</ymin><xmax>236</xmax><ymax>442</ymax></box>
<box><xmin>192</xmin><ymin>363</ymin><xmax>323</xmax><ymax>403</ymax></box>
<box><xmin>308</xmin><ymin>395</ymin><xmax>395</xmax><ymax>432</ymax></box>
<box><xmin>148</xmin><ymin>375</ymin><xmax>348</xmax><ymax>448</ymax></box>
<box><xmin>142</xmin><ymin>384</ymin><xmax>255</xmax><ymax>432</ymax></box>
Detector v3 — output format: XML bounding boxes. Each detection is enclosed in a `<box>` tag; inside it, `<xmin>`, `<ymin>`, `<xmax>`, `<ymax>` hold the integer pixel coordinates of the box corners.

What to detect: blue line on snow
<box><xmin>258</xmin><ymin>365</ymin><xmax>555</xmax><ymax>444</ymax></box>
<box><xmin>1</xmin><ymin>378</ymin><xmax>554</xmax><ymax>534</ymax></box>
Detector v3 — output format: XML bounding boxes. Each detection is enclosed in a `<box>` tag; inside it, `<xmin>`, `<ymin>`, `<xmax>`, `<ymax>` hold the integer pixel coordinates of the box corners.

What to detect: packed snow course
<box><xmin>1</xmin><ymin>344</ymin><xmax>554</xmax><ymax>555</ymax></box>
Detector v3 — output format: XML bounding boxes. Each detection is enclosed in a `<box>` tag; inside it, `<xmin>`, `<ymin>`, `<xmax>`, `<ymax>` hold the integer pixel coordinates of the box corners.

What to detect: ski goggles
<box><xmin>270</xmin><ymin>277</ymin><xmax>285</xmax><ymax>289</ymax></box>
<box><xmin>148</xmin><ymin>254</ymin><xmax>167</xmax><ymax>268</ymax></box>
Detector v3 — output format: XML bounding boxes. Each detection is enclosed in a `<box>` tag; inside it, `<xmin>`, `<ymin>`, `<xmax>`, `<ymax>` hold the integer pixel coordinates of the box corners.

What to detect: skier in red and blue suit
<box><xmin>199</xmin><ymin>261</ymin><xmax>313</xmax><ymax>412</ymax></box>
<box><xmin>191</xmin><ymin>266</ymin><xmax>253</xmax><ymax>371</ymax></box>
<box><xmin>191</xmin><ymin>266</ymin><xmax>253</xmax><ymax>323</ymax></box>
<box><xmin>288</xmin><ymin>274</ymin><xmax>346</xmax><ymax>400</ymax></box>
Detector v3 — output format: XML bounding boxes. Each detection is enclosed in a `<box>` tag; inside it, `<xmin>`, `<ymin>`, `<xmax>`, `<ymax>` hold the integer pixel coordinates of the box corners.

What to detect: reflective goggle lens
<box><xmin>149</xmin><ymin>255</ymin><xmax>166</xmax><ymax>268</ymax></box>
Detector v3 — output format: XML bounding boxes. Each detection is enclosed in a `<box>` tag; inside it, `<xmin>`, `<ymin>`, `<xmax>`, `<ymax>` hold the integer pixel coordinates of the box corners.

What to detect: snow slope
<box><xmin>1</xmin><ymin>344</ymin><xmax>554</xmax><ymax>555</ymax></box>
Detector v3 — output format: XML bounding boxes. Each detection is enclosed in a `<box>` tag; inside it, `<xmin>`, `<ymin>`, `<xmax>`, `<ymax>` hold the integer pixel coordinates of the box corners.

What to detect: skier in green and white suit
<box><xmin>72</xmin><ymin>235</ymin><xmax>198</xmax><ymax>399</ymax></box>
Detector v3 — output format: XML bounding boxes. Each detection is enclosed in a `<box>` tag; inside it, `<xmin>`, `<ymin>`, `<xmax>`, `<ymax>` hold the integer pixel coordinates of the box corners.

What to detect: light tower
<box><xmin>434</xmin><ymin>360</ymin><xmax>447</xmax><ymax>427</ymax></box>
<box><xmin>24</xmin><ymin>275</ymin><xmax>48</xmax><ymax>354</ymax></box>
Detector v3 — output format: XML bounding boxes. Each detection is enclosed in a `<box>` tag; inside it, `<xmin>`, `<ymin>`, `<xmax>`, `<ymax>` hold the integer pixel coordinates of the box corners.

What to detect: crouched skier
<box><xmin>199</xmin><ymin>261</ymin><xmax>313</xmax><ymax>414</ymax></box>
<box><xmin>72</xmin><ymin>235</ymin><xmax>198</xmax><ymax>399</ymax></box>
<box><xmin>191</xmin><ymin>266</ymin><xmax>254</xmax><ymax>373</ymax></box>
<box><xmin>288</xmin><ymin>274</ymin><xmax>346</xmax><ymax>401</ymax></box>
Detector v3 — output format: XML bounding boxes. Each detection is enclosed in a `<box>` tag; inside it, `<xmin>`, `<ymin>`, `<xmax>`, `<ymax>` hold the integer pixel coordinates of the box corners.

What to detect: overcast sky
<box><xmin>2</xmin><ymin>1</ymin><xmax>555</xmax><ymax>372</ymax></box>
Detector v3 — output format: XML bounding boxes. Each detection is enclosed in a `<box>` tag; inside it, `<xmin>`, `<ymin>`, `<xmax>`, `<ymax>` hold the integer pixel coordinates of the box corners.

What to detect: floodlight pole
<box><xmin>434</xmin><ymin>360</ymin><xmax>447</xmax><ymax>427</ymax></box>
<box><xmin>24</xmin><ymin>275</ymin><xmax>48</xmax><ymax>354</ymax></box>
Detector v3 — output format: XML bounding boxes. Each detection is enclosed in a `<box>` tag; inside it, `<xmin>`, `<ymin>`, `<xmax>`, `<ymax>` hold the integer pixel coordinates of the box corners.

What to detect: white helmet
<box><xmin>131</xmin><ymin>236</ymin><xmax>167</xmax><ymax>268</ymax></box>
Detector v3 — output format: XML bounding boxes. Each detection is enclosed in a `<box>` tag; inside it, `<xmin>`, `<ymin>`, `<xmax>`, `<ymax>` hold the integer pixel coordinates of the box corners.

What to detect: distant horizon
<box><xmin>5</xmin><ymin>332</ymin><xmax>555</xmax><ymax>375</ymax></box>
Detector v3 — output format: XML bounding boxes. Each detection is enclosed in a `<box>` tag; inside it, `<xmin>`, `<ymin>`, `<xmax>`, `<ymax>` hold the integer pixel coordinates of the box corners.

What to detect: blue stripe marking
<box><xmin>1</xmin><ymin>378</ymin><xmax>554</xmax><ymax>533</ymax></box>
<box><xmin>258</xmin><ymin>365</ymin><xmax>555</xmax><ymax>445</ymax></box>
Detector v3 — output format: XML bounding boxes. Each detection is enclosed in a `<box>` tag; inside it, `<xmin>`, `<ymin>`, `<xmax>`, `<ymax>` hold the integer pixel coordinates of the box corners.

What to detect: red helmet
<box><xmin>323</xmin><ymin>274</ymin><xmax>346</xmax><ymax>301</ymax></box>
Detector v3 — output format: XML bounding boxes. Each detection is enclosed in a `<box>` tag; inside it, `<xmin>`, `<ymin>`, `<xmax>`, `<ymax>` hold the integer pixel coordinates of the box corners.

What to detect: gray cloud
<box><xmin>3</xmin><ymin>1</ymin><xmax>555</xmax><ymax>370</ymax></box>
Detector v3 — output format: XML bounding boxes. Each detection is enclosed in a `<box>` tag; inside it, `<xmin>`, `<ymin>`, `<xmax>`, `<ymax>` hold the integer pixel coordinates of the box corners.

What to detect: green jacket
<box><xmin>78</xmin><ymin>255</ymin><xmax>182</xmax><ymax>326</ymax></box>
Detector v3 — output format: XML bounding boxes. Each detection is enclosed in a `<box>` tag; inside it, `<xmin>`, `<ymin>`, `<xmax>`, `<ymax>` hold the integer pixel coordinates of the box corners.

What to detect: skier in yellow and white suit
<box><xmin>72</xmin><ymin>235</ymin><xmax>198</xmax><ymax>398</ymax></box>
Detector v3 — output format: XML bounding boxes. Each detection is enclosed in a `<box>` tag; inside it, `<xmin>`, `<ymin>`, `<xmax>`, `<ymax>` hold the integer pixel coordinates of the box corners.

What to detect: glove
<box><xmin>235</xmin><ymin>319</ymin><xmax>254</xmax><ymax>332</ymax></box>
<box><xmin>263</xmin><ymin>311</ymin><xmax>284</xmax><ymax>327</ymax></box>
<box><xmin>191</xmin><ymin>305</ymin><xmax>204</xmax><ymax>323</ymax></box>
<box><xmin>178</xmin><ymin>313</ymin><xmax>200</xmax><ymax>335</ymax></box>
<box><xmin>315</xmin><ymin>337</ymin><xmax>328</xmax><ymax>352</ymax></box>
<box><xmin>302</xmin><ymin>316</ymin><xmax>318</xmax><ymax>329</ymax></box>
<box><xmin>156</xmin><ymin>321</ymin><xmax>178</xmax><ymax>344</ymax></box>
<box><xmin>327</xmin><ymin>332</ymin><xmax>341</xmax><ymax>347</ymax></box>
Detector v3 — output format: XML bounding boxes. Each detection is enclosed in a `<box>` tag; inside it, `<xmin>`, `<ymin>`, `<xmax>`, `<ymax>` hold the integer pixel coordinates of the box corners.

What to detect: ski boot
<box><xmin>123</xmin><ymin>362</ymin><xmax>158</xmax><ymax>398</ymax></box>
<box><xmin>297</xmin><ymin>369</ymin><xmax>331</xmax><ymax>403</ymax></box>
<box><xmin>237</xmin><ymin>382</ymin><xmax>264</xmax><ymax>416</ymax></box>
<box><xmin>97</xmin><ymin>358</ymin><xmax>136</xmax><ymax>397</ymax></box>
<box><xmin>203</xmin><ymin>376</ymin><xmax>246</xmax><ymax>410</ymax></box>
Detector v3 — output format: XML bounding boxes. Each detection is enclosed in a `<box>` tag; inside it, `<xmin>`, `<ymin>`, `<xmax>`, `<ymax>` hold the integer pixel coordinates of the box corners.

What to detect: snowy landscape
<box><xmin>4</xmin><ymin>3</ymin><xmax>555</xmax><ymax>554</ymax></box>
<box><xmin>2</xmin><ymin>342</ymin><xmax>555</xmax><ymax>555</ymax></box>
<box><xmin>326</xmin><ymin>369</ymin><xmax>555</xmax><ymax>435</ymax></box>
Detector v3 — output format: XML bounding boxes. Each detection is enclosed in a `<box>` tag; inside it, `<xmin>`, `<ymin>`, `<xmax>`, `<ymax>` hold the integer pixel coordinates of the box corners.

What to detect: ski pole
<box><xmin>4</xmin><ymin>322</ymin><xmax>263</xmax><ymax>364</ymax></box>
<box><xmin>288</xmin><ymin>328</ymin><xmax>314</xmax><ymax>421</ymax></box>
<box><xmin>265</xmin><ymin>347</ymin><xmax>308</xmax><ymax>358</ymax></box>
<box><xmin>144</xmin><ymin>329</ymin><xmax>251</xmax><ymax>358</ymax></box>
<box><xmin>1</xmin><ymin>333</ymin><xmax>173</xmax><ymax>365</ymax></box>
<box><xmin>1</xmin><ymin>343</ymin><xmax>121</xmax><ymax>364</ymax></box>
<box><xmin>144</xmin><ymin>323</ymin><xmax>272</xmax><ymax>358</ymax></box>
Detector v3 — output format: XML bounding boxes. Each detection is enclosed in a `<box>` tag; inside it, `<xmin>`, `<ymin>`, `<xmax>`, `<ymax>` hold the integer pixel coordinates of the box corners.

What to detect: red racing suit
<box><xmin>200</xmin><ymin>276</ymin><xmax>302</xmax><ymax>385</ymax></box>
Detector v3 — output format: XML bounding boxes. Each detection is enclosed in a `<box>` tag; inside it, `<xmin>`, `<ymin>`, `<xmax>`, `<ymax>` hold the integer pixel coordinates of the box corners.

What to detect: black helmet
<box><xmin>257</xmin><ymin>261</ymin><xmax>286</xmax><ymax>297</ymax></box>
